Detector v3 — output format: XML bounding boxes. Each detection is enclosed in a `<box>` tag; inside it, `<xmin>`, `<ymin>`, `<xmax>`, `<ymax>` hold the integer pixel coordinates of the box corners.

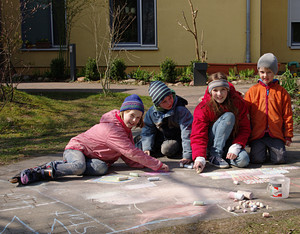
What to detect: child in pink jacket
<box><xmin>10</xmin><ymin>94</ymin><xmax>169</xmax><ymax>185</ymax></box>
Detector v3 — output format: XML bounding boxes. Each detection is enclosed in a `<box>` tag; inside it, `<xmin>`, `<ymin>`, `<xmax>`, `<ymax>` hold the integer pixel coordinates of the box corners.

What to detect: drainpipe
<box><xmin>246</xmin><ymin>0</ymin><xmax>251</xmax><ymax>63</ymax></box>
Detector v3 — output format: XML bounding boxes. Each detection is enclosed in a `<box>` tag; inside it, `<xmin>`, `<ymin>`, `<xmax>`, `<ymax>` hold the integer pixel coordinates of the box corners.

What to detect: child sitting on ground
<box><xmin>191</xmin><ymin>72</ymin><xmax>251</xmax><ymax>173</ymax></box>
<box><xmin>10</xmin><ymin>94</ymin><xmax>169</xmax><ymax>185</ymax></box>
<box><xmin>136</xmin><ymin>81</ymin><xmax>193</xmax><ymax>165</ymax></box>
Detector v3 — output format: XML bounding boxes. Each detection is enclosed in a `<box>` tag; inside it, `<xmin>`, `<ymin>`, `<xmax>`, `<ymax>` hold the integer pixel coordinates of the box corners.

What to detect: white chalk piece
<box><xmin>129</xmin><ymin>172</ymin><xmax>139</xmax><ymax>177</ymax></box>
<box><xmin>228</xmin><ymin>192</ymin><xmax>244</xmax><ymax>201</ymax></box>
<box><xmin>259</xmin><ymin>203</ymin><xmax>264</xmax><ymax>208</ymax></box>
<box><xmin>193</xmin><ymin>201</ymin><xmax>205</xmax><ymax>206</ymax></box>
<box><xmin>180</xmin><ymin>162</ymin><xmax>194</xmax><ymax>169</ymax></box>
<box><xmin>233</xmin><ymin>180</ymin><xmax>239</xmax><ymax>185</ymax></box>
<box><xmin>117</xmin><ymin>176</ymin><xmax>129</xmax><ymax>181</ymax></box>
<box><xmin>148</xmin><ymin>177</ymin><xmax>160</xmax><ymax>181</ymax></box>
<box><xmin>250</xmin><ymin>207</ymin><xmax>257</xmax><ymax>212</ymax></box>
<box><xmin>262</xmin><ymin>212</ymin><xmax>270</xmax><ymax>218</ymax></box>
<box><xmin>237</xmin><ymin>190</ymin><xmax>254</xmax><ymax>200</ymax></box>
<box><xmin>243</xmin><ymin>209</ymin><xmax>247</xmax><ymax>213</ymax></box>
<box><xmin>227</xmin><ymin>206</ymin><xmax>234</xmax><ymax>212</ymax></box>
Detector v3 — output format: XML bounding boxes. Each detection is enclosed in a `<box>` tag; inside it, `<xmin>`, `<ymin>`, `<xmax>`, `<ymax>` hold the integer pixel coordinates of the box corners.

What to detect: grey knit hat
<box><xmin>148</xmin><ymin>81</ymin><xmax>172</xmax><ymax>106</ymax></box>
<box><xmin>257</xmin><ymin>53</ymin><xmax>278</xmax><ymax>74</ymax></box>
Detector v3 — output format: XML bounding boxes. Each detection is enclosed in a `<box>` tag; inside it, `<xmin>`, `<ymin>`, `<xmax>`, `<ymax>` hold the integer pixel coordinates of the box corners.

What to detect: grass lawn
<box><xmin>0</xmin><ymin>89</ymin><xmax>153</xmax><ymax>165</ymax></box>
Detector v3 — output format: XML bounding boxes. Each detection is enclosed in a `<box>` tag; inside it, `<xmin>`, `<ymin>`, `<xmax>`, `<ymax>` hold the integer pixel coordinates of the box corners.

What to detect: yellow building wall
<box><xmin>262</xmin><ymin>0</ymin><xmax>300</xmax><ymax>64</ymax></box>
<box><xmin>10</xmin><ymin>0</ymin><xmax>263</xmax><ymax>72</ymax></box>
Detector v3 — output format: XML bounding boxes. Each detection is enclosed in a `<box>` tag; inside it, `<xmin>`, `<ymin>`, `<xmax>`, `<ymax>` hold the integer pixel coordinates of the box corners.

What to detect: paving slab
<box><xmin>1</xmin><ymin>82</ymin><xmax>299</xmax><ymax>233</ymax></box>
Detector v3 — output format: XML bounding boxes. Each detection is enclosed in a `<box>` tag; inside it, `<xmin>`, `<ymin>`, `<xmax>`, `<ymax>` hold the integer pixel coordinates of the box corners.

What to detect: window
<box><xmin>288</xmin><ymin>0</ymin><xmax>300</xmax><ymax>48</ymax></box>
<box><xmin>21</xmin><ymin>0</ymin><xmax>66</xmax><ymax>49</ymax></box>
<box><xmin>110</xmin><ymin>0</ymin><xmax>157</xmax><ymax>50</ymax></box>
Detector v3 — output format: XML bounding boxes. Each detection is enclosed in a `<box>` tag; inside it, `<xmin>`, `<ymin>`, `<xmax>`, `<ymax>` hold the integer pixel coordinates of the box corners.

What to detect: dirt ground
<box><xmin>143</xmin><ymin>209</ymin><xmax>300</xmax><ymax>233</ymax></box>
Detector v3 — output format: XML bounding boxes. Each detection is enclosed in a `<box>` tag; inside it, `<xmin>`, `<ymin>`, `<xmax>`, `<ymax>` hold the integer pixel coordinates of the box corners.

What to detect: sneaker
<box><xmin>20</xmin><ymin>168</ymin><xmax>43</xmax><ymax>185</ymax></box>
<box><xmin>209</xmin><ymin>156</ymin><xmax>229</xmax><ymax>169</ymax></box>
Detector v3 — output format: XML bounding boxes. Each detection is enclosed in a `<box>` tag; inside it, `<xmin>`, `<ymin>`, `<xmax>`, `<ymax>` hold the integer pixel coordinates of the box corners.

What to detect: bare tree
<box><xmin>178</xmin><ymin>0</ymin><xmax>207</xmax><ymax>62</ymax></box>
<box><xmin>0</xmin><ymin>0</ymin><xmax>40</xmax><ymax>111</ymax></box>
<box><xmin>84</xmin><ymin>0</ymin><xmax>135</xmax><ymax>96</ymax></box>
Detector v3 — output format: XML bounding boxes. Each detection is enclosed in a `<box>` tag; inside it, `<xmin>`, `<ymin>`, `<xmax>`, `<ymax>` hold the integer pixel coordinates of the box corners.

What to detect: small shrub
<box><xmin>50</xmin><ymin>57</ymin><xmax>66</xmax><ymax>80</ymax></box>
<box><xmin>177</xmin><ymin>67</ymin><xmax>192</xmax><ymax>83</ymax></box>
<box><xmin>238</xmin><ymin>68</ymin><xmax>254</xmax><ymax>80</ymax></box>
<box><xmin>85</xmin><ymin>58</ymin><xmax>99</xmax><ymax>81</ymax></box>
<box><xmin>281</xmin><ymin>65</ymin><xmax>298</xmax><ymax>96</ymax></box>
<box><xmin>130</xmin><ymin>67</ymin><xmax>152</xmax><ymax>82</ymax></box>
<box><xmin>110</xmin><ymin>59</ymin><xmax>126</xmax><ymax>81</ymax></box>
<box><xmin>160</xmin><ymin>57</ymin><xmax>176</xmax><ymax>83</ymax></box>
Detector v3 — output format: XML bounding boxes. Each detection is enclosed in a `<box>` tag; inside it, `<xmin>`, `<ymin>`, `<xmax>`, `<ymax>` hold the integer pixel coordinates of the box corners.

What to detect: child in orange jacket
<box><xmin>244</xmin><ymin>53</ymin><xmax>293</xmax><ymax>164</ymax></box>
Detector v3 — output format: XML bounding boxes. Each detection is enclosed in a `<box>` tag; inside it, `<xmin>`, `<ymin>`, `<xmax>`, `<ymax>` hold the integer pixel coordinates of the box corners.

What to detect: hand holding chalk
<box><xmin>160</xmin><ymin>163</ymin><xmax>169</xmax><ymax>172</ymax></box>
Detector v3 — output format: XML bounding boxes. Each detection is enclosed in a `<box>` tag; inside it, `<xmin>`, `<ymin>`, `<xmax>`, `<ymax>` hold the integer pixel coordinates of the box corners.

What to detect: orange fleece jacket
<box><xmin>244</xmin><ymin>80</ymin><xmax>293</xmax><ymax>143</ymax></box>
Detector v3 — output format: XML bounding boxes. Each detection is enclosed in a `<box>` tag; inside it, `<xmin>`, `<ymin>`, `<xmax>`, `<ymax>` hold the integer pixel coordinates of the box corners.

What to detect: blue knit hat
<box><xmin>148</xmin><ymin>81</ymin><xmax>172</xmax><ymax>106</ymax></box>
<box><xmin>120</xmin><ymin>94</ymin><xmax>144</xmax><ymax>114</ymax></box>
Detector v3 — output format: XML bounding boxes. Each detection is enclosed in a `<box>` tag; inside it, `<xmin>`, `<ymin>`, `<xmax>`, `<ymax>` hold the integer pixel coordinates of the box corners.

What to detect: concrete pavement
<box><xmin>0</xmin><ymin>82</ymin><xmax>299</xmax><ymax>233</ymax></box>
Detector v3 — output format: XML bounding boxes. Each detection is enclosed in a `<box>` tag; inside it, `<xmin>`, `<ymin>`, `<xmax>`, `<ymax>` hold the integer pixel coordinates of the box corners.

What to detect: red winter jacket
<box><xmin>191</xmin><ymin>84</ymin><xmax>251</xmax><ymax>160</ymax></box>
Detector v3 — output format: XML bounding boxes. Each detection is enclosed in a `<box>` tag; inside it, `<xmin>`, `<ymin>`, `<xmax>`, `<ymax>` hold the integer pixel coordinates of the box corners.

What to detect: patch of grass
<box><xmin>0</xmin><ymin>89</ymin><xmax>152</xmax><ymax>165</ymax></box>
<box><xmin>143</xmin><ymin>209</ymin><xmax>300</xmax><ymax>234</ymax></box>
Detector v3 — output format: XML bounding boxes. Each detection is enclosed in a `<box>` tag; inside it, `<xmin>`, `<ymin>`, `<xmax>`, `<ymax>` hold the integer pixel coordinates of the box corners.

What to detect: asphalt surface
<box><xmin>0</xmin><ymin>82</ymin><xmax>299</xmax><ymax>233</ymax></box>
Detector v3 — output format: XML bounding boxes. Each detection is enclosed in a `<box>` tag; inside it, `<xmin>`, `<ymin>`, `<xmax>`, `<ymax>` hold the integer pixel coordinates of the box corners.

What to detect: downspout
<box><xmin>246</xmin><ymin>0</ymin><xmax>251</xmax><ymax>63</ymax></box>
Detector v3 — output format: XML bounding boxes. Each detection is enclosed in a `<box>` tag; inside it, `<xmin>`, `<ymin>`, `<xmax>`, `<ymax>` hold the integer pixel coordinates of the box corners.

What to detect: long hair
<box><xmin>207</xmin><ymin>72</ymin><xmax>239</xmax><ymax>137</ymax></box>
<box><xmin>119</xmin><ymin>110</ymin><xmax>144</xmax><ymax>128</ymax></box>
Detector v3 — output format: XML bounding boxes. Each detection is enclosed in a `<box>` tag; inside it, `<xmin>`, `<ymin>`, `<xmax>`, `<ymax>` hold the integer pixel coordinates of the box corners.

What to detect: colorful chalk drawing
<box><xmin>201</xmin><ymin>166</ymin><xmax>300</xmax><ymax>184</ymax></box>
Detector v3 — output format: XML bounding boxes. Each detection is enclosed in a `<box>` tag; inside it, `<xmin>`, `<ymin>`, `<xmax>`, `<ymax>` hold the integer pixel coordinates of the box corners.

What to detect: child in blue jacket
<box><xmin>136</xmin><ymin>81</ymin><xmax>193</xmax><ymax>165</ymax></box>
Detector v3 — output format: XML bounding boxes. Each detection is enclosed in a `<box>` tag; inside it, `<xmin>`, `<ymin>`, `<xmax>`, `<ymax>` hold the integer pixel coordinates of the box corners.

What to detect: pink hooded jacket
<box><xmin>65</xmin><ymin>110</ymin><xmax>163</xmax><ymax>171</ymax></box>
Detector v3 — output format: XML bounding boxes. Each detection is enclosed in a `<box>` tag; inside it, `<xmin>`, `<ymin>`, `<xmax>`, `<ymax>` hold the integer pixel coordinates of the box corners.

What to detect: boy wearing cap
<box><xmin>137</xmin><ymin>81</ymin><xmax>193</xmax><ymax>165</ymax></box>
<box><xmin>244</xmin><ymin>53</ymin><xmax>293</xmax><ymax>164</ymax></box>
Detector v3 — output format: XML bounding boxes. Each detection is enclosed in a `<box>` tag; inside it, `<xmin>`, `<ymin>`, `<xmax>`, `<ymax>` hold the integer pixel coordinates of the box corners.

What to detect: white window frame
<box><xmin>112</xmin><ymin>0</ymin><xmax>158</xmax><ymax>51</ymax></box>
<box><xmin>288</xmin><ymin>0</ymin><xmax>300</xmax><ymax>49</ymax></box>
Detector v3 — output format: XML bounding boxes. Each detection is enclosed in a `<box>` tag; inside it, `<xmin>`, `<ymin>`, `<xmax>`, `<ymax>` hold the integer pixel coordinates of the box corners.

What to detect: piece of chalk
<box><xmin>228</xmin><ymin>192</ymin><xmax>244</xmax><ymax>201</ymax></box>
<box><xmin>117</xmin><ymin>176</ymin><xmax>129</xmax><ymax>181</ymax></box>
<box><xmin>129</xmin><ymin>172</ymin><xmax>139</xmax><ymax>177</ymax></box>
<box><xmin>179</xmin><ymin>162</ymin><xmax>184</xmax><ymax>168</ymax></box>
<box><xmin>148</xmin><ymin>177</ymin><xmax>160</xmax><ymax>181</ymax></box>
<box><xmin>262</xmin><ymin>212</ymin><xmax>270</xmax><ymax>217</ymax></box>
<box><xmin>237</xmin><ymin>190</ymin><xmax>254</xmax><ymax>200</ymax></box>
<box><xmin>233</xmin><ymin>180</ymin><xmax>239</xmax><ymax>185</ymax></box>
<box><xmin>193</xmin><ymin>201</ymin><xmax>205</xmax><ymax>206</ymax></box>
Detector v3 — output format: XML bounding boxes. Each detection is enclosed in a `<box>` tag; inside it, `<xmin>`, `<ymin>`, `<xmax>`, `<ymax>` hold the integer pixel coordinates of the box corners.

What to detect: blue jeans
<box><xmin>50</xmin><ymin>149</ymin><xmax>108</xmax><ymax>178</ymax></box>
<box><xmin>208</xmin><ymin>112</ymin><xmax>249</xmax><ymax>168</ymax></box>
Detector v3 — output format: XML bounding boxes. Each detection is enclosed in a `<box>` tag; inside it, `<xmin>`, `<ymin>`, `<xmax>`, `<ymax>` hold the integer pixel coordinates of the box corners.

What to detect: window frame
<box><xmin>20</xmin><ymin>0</ymin><xmax>67</xmax><ymax>50</ymax></box>
<box><xmin>111</xmin><ymin>0</ymin><xmax>158</xmax><ymax>51</ymax></box>
<box><xmin>288</xmin><ymin>0</ymin><xmax>300</xmax><ymax>49</ymax></box>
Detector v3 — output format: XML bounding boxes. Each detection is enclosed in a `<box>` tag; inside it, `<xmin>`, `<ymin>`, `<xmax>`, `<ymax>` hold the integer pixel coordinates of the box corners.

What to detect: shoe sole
<box><xmin>208</xmin><ymin>161</ymin><xmax>229</xmax><ymax>169</ymax></box>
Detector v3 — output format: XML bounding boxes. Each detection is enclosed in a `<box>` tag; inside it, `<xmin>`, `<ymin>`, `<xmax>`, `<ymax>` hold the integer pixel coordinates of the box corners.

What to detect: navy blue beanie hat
<box><xmin>120</xmin><ymin>94</ymin><xmax>144</xmax><ymax>114</ymax></box>
<box><xmin>148</xmin><ymin>81</ymin><xmax>172</xmax><ymax>106</ymax></box>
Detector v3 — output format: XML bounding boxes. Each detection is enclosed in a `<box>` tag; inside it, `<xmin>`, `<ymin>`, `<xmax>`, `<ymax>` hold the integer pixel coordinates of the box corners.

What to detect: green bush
<box><xmin>177</xmin><ymin>67</ymin><xmax>192</xmax><ymax>83</ymax></box>
<box><xmin>110</xmin><ymin>59</ymin><xmax>126</xmax><ymax>81</ymax></box>
<box><xmin>281</xmin><ymin>65</ymin><xmax>298</xmax><ymax>95</ymax></box>
<box><xmin>130</xmin><ymin>67</ymin><xmax>152</xmax><ymax>82</ymax></box>
<box><xmin>85</xmin><ymin>58</ymin><xmax>99</xmax><ymax>81</ymax></box>
<box><xmin>50</xmin><ymin>57</ymin><xmax>66</xmax><ymax>80</ymax></box>
<box><xmin>160</xmin><ymin>57</ymin><xmax>177</xmax><ymax>83</ymax></box>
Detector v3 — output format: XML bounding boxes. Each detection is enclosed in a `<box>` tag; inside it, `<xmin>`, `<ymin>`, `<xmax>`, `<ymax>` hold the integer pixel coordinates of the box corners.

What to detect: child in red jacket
<box><xmin>244</xmin><ymin>53</ymin><xmax>293</xmax><ymax>164</ymax></box>
<box><xmin>191</xmin><ymin>72</ymin><xmax>251</xmax><ymax>173</ymax></box>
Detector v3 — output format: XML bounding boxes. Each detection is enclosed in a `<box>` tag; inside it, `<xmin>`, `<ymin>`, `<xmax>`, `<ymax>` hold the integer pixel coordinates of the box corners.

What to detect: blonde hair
<box><xmin>119</xmin><ymin>110</ymin><xmax>144</xmax><ymax>128</ymax></box>
<box><xmin>207</xmin><ymin>72</ymin><xmax>239</xmax><ymax>137</ymax></box>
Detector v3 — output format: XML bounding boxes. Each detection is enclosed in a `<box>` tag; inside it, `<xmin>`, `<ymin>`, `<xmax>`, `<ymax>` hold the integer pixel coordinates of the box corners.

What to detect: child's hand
<box><xmin>286</xmin><ymin>140</ymin><xmax>291</xmax><ymax>146</ymax></box>
<box><xmin>180</xmin><ymin>158</ymin><xmax>193</xmax><ymax>165</ymax></box>
<box><xmin>160</xmin><ymin>163</ymin><xmax>169</xmax><ymax>171</ymax></box>
<box><xmin>193</xmin><ymin>161</ymin><xmax>205</xmax><ymax>174</ymax></box>
<box><xmin>144</xmin><ymin>150</ymin><xmax>150</xmax><ymax>156</ymax></box>
<box><xmin>226</xmin><ymin>153</ymin><xmax>237</xmax><ymax>160</ymax></box>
